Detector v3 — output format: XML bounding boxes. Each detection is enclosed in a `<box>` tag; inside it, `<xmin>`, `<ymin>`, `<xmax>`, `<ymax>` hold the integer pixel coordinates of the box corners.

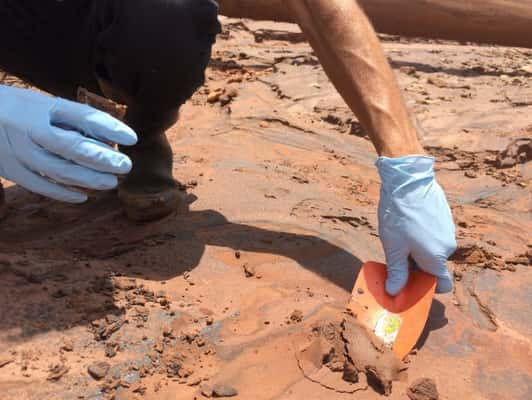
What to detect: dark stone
<box><xmin>212</xmin><ymin>384</ymin><xmax>238</xmax><ymax>397</ymax></box>
<box><xmin>88</xmin><ymin>361</ymin><xmax>111</xmax><ymax>380</ymax></box>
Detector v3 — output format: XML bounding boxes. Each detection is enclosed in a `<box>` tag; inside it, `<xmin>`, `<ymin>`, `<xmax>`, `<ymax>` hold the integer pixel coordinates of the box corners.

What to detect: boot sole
<box><xmin>0</xmin><ymin>182</ymin><xmax>6</xmax><ymax>220</ymax></box>
<box><xmin>118</xmin><ymin>186</ymin><xmax>181</xmax><ymax>222</ymax></box>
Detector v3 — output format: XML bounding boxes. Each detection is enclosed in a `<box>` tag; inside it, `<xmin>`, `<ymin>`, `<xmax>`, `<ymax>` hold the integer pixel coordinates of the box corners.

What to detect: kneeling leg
<box><xmin>95</xmin><ymin>0</ymin><xmax>220</xmax><ymax>220</ymax></box>
<box><xmin>0</xmin><ymin>0</ymin><xmax>220</xmax><ymax>221</ymax></box>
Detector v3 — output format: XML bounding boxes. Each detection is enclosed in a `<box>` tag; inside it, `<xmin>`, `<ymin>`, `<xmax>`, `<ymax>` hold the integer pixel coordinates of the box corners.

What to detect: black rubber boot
<box><xmin>0</xmin><ymin>181</ymin><xmax>6</xmax><ymax>220</ymax></box>
<box><xmin>117</xmin><ymin>133</ymin><xmax>180</xmax><ymax>222</ymax></box>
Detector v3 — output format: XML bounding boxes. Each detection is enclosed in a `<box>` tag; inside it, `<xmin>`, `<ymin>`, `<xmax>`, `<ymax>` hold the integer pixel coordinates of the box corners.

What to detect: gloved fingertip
<box><xmin>114</xmin><ymin>124</ymin><xmax>138</xmax><ymax>146</ymax></box>
<box><xmin>113</xmin><ymin>155</ymin><xmax>133</xmax><ymax>175</ymax></box>
<box><xmin>385</xmin><ymin>273</ymin><xmax>409</xmax><ymax>296</ymax></box>
<box><xmin>62</xmin><ymin>191</ymin><xmax>88</xmax><ymax>204</ymax></box>
<box><xmin>101</xmin><ymin>115</ymin><xmax>137</xmax><ymax>146</ymax></box>
<box><xmin>93</xmin><ymin>174</ymin><xmax>118</xmax><ymax>190</ymax></box>
<box><xmin>79</xmin><ymin>110</ymin><xmax>138</xmax><ymax>146</ymax></box>
<box><xmin>435</xmin><ymin>277</ymin><xmax>454</xmax><ymax>294</ymax></box>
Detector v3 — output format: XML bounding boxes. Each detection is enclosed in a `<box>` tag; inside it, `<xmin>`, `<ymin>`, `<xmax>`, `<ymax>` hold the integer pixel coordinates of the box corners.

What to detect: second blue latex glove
<box><xmin>376</xmin><ymin>155</ymin><xmax>457</xmax><ymax>295</ymax></box>
<box><xmin>0</xmin><ymin>85</ymin><xmax>137</xmax><ymax>203</ymax></box>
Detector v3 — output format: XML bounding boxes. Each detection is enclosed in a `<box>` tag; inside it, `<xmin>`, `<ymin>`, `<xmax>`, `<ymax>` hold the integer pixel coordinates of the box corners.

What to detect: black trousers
<box><xmin>0</xmin><ymin>0</ymin><xmax>220</xmax><ymax>138</ymax></box>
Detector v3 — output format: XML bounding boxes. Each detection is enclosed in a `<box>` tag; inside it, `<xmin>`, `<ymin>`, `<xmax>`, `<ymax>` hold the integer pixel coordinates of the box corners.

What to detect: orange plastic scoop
<box><xmin>347</xmin><ymin>261</ymin><xmax>436</xmax><ymax>360</ymax></box>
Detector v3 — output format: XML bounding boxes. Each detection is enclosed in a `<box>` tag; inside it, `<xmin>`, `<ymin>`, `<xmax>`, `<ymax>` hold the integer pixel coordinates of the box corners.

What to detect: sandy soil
<box><xmin>0</xmin><ymin>18</ymin><xmax>531</xmax><ymax>400</ymax></box>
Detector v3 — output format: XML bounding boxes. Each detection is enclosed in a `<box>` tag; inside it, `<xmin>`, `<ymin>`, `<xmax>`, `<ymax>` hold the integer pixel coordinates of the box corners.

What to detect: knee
<box><xmin>94</xmin><ymin>0</ymin><xmax>221</xmax><ymax>112</ymax></box>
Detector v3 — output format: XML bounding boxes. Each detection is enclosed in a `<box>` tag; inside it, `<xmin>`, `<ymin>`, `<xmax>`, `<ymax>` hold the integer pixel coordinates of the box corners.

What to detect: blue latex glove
<box><xmin>0</xmin><ymin>85</ymin><xmax>137</xmax><ymax>203</ymax></box>
<box><xmin>376</xmin><ymin>155</ymin><xmax>456</xmax><ymax>295</ymax></box>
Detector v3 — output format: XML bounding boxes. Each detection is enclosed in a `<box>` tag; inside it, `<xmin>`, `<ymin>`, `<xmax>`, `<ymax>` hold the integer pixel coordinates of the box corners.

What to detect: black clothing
<box><xmin>0</xmin><ymin>0</ymin><xmax>221</xmax><ymax>136</ymax></box>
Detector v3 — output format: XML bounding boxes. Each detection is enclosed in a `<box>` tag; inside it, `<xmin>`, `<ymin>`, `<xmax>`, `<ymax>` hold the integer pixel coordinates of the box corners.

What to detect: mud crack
<box><xmin>467</xmin><ymin>288</ymin><xmax>498</xmax><ymax>331</ymax></box>
<box><xmin>250</xmin><ymin>116</ymin><xmax>320</xmax><ymax>135</ymax></box>
<box><xmin>294</xmin><ymin>349</ymin><xmax>369</xmax><ymax>394</ymax></box>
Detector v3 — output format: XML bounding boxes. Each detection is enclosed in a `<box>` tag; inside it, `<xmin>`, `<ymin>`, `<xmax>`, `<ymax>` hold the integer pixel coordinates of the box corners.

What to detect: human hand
<box><xmin>0</xmin><ymin>85</ymin><xmax>137</xmax><ymax>203</ymax></box>
<box><xmin>376</xmin><ymin>155</ymin><xmax>456</xmax><ymax>295</ymax></box>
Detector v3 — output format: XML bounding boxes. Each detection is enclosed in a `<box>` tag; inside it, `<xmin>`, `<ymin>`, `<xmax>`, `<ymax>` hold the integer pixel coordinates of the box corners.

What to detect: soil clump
<box><xmin>298</xmin><ymin>313</ymin><xmax>406</xmax><ymax>395</ymax></box>
<box><xmin>407</xmin><ymin>378</ymin><xmax>439</xmax><ymax>400</ymax></box>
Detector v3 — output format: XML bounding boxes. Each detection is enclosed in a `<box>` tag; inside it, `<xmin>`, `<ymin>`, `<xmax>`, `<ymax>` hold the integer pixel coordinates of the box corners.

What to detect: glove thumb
<box><xmin>416</xmin><ymin>257</ymin><xmax>453</xmax><ymax>294</ymax></box>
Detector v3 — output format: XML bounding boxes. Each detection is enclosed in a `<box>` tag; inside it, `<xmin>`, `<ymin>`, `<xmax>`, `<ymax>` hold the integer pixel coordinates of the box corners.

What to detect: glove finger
<box><xmin>411</xmin><ymin>254</ymin><xmax>453</xmax><ymax>294</ymax></box>
<box><xmin>8</xmin><ymin>163</ymin><xmax>87</xmax><ymax>203</ymax></box>
<box><xmin>31</xmin><ymin>126</ymin><xmax>133</xmax><ymax>175</ymax></box>
<box><xmin>23</xmin><ymin>147</ymin><xmax>118</xmax><ymax>190</ymax></box>
<box><xmin>50</xmin><ymin>98</ymin><xmax>137</xmax><ymax>146</ymax></box>
<box><xmin>383</xmin><ymin>247</ymin><xmax>410</xmax><ymax>296</ymax></box>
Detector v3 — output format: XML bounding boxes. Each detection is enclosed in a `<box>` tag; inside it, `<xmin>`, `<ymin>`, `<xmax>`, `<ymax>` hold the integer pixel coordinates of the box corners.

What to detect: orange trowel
<box><xmin>347</xmin><ymin>261</ymin><xmax>436</xmax><ymax>360</ymax></box>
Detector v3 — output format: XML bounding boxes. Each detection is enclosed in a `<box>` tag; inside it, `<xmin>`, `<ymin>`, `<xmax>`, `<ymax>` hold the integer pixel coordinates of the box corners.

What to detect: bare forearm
<box><xmin>218</xmin><ymin>0</ymin><xmax>532</xmax><ymax>48</ymax></box>
<box><xmin>218</xmin><ymin>0</ymin><xmax>423</xmax><ymax>156</ymax></box>
<box><xmin>359</xmin><ymin>0</ymin><xmax>532</xmax><ymax>49</ymax></box>
<box><xmin>286</xmin><ymin>0</ymin><xmax>422</xmax><ymax>157</ymax></box>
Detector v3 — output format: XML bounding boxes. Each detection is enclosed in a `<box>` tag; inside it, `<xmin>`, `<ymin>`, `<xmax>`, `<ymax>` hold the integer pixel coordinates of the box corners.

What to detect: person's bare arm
<box><xmin>287</xmin><ymin>0</ymin><xmax>455</xmax><ymax>294</ymax></box>
<box><xmin>217</xmin><ymin>0</ymin><xmax>456</xmax><ymax>295</ymax></box>
<box><xmin>285</xmin><ymin>0</ymin><xmax>422</xmax><ymax>157</ymax></box>
<box><xmin>218</xmin><ymin>0</ymin><xmax>532</xmax><ymax>48</ymax></box>
<box><xmin>219</xmin><ymin>0</ymin><xmax>422</xmax><ymax>156</ymax></box>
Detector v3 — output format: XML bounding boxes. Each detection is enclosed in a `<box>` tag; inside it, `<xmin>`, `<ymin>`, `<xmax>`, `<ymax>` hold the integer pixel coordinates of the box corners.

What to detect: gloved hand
<box><xmin>0</xmin><ymin>84</ymin><xmax>137</xmax><ymax>203</ymax></box>
<box><xmin>376</xmin><ymin>155</ymin><xmax>456</xmax><ymax>295</ymax></box>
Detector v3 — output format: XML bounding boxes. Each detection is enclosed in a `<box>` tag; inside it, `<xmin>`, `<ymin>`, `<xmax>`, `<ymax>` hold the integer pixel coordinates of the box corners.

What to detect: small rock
<box><xmin>114</xmin><ymin>278</ymin><xmax>136</xmax><ymax>291</ymax></box>
<box><xmin>506</xmin><ymin>256</ymin><xmax>529</xmax><ymax>265</ymax></box>
<box><xmin>163</xmin><ymin>326</ymin><xmax>174</xmax><ymax>338</ymax></box>
<box><xmin>207</xmin><ymin>91</ymin><xmax>222</xmax><ymax>103</ymax></box>
<box><xmin>178</xmin><ymin>367</ymin><xmax>193</xmax><ymax>378</ymax></box>
<box><xmin>407</xmin><ymin>378</ymin><xmax>439</xmax><ymax>400</ymax></box>
<box><xmin>47</xmin><ymin>363</ymin><xmax>69</xmax><ymax>381</ymax></box>
<box><xmin>219</xmin><ymin>94</ymin><xmax>231</xmax><ymax>106</ymax></box>
<box><xmin>51</xmin><ymin>288</ymin><xmax>68</xmax><ymax>298</ymax></box>
<box><xmin>399</xmin><ymin>66</ymin><xmax>418</xmax><ymax>76</ymax></box>
<box><xmin>60</xmin><ymin>338</ymin><xmax>74</xmax><ymax>352</ymax></box>
<box><xmin>181</xmin><ymin>329</ymin><xmax>199</xmax><ymax>343</ymax></box>
<box><xmin>88</xmin><ymin>361</ymin><xmax>110</xmax><ymax>380</ymax></box>
<box><xmin>154</xmin><ymin>338</ymin><xmax>165</xmax><ymax>353</ymax></box>
<box><xmin>200</xmin><ymin>384</ymin><xmax>214</xmax><ymax>398</ymax></box>
<box><xmin>188</xmin><ymin>376</ymin><xmax>203</xmax><ymax>386</ymax></box>
<box><xmin>212</xmin><ymin>384</ymin><xmax>238</xmax><ymax>397</ymax></box>
<box><xmin>342</xmin><ymin>360</ymin><xmax>359</xmax><ymax>383</ymax></box>
<box><xmin>427</xmin><ymin>76</ymin><xmax>448</xmax><ymax>88</ymax></box>
<box><xmin>105</xmin><ymin>343</ymin><xmax>117</xmax><ymax>358</ymax></box>
<box><xmin>226</xmin><ymin>88</ymin><xmax>238</xmax><ymax>98</ymax></box>
<box><xmin>242</xmin><ymin>263</ymin><xmax>255</xmax><ymax>278</ymax></box>
<box><xmin>132</xmin><ymin>384</ymin><xmax>147</xmax><ymax>395</ymax></box>
<box><xmin>453</xmin><ymin>271</ymin><xmax>463</xmax><ymax>281</ymax></box>
<box><xmin>464</xmin><ymin>170</ymin><xmax>477</xmax><ymax>179</ymax></box>
<box><xmin>289</xmin><ymin>310</ymin><xmax>304</xmax><ymax>323</ymax></box>
<box><xmin>519</xmin><ymin>64</ymin><xmax>532</xmax><ymax>75</ymax></box>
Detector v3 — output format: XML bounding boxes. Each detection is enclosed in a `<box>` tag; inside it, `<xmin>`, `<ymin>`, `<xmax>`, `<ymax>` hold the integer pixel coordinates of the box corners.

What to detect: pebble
<box><xmin>88</xmin><ymin>361</ymin><xmax>111</xmax><ymax>380</ymax></box>
<box><xmin>407</xmin><ymin>378</ymin><xmax>439</xmax><ymax>400</ymax></box>
<box><xmin>212</xmin><ymin>384</ymin><xmax>238</xmax><ymax>397</ymax></box>
<box><xmin>289</xmin><ymin>310</ymin><xmax>304</xmax><ymax>323</ymax></box>
<box><xmin>60</xmin><ymin>338</ymin><xmax>74</xmax><ymax>352</ymax></box>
